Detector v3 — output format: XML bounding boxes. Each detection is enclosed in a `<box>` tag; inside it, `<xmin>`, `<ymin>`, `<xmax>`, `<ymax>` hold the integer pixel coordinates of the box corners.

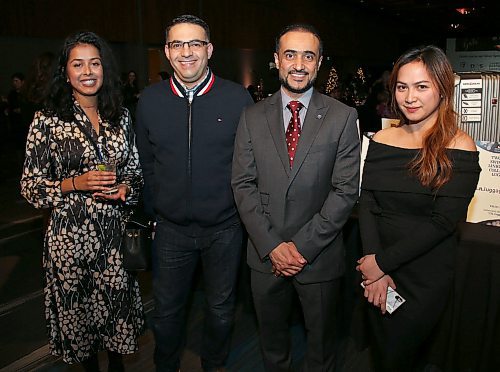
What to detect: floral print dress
<box><xmin>20</xmin><ymin>105</ymin><xmax>144</xmax><ymax>364</ymax></box>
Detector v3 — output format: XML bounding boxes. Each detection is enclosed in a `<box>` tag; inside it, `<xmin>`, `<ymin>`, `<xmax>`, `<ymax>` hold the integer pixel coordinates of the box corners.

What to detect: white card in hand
<box><xmin>385</xmin><ymin>286</ymin><xmax>405</xmax><ymax>314</ymax></box>
<box><xmin>360</xmin><ymin>282</ymin><xmax>406</xmax><ymax>314</ymax></box>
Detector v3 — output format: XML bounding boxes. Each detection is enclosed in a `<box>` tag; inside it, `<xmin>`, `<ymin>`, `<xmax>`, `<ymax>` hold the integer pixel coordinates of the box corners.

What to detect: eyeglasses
<box><xmin>166</xmin><ymin>40</ymin><xmax>209</xmax><ymax>51</ymax></box>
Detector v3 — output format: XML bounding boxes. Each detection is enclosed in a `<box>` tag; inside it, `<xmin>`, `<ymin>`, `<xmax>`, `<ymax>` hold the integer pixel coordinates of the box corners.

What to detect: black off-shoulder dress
<box><xmin>359</xmin><ymin>140</ymin><xmax>480</xmax><ymax>370</ymax></box>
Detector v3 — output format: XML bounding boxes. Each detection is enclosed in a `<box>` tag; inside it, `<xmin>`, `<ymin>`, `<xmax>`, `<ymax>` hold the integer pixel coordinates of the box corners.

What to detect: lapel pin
<box><xmin>317</xmin><ymin>114</ymin><xmax>322</xmax><ymax>119</ymax></box>
<box><xmin>217</xmin><ymin>118</ymin><xmax>222</xmax><ymax>123</ymax></box>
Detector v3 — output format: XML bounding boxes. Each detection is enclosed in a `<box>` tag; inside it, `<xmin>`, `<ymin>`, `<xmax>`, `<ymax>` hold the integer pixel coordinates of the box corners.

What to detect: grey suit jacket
<box><xmin>232</xmin><ymin>90</ymin><xmax>360</xmax><ymax>283</ymax></box>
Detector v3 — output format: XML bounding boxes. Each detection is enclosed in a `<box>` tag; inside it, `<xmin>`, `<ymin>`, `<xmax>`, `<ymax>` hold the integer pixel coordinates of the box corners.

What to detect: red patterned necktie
<box><xmin>286</xmin><ymin>100</ymin><xmax>303</xmax><ymax>168</ymax></box>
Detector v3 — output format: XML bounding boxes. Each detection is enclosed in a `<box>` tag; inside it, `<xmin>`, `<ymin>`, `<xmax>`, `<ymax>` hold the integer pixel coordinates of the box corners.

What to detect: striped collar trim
<box><xmin>169</xmin><ymin>69</ymin><xmax>215</xmax><ymax>98</ymax></box>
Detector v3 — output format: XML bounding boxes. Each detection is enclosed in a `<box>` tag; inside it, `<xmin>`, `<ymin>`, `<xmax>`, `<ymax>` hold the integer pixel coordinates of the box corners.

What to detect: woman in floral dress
<box><xmin>21</xmin><ymin>31</ymin><xmax>144</xmax><ymax>371</ymax></box>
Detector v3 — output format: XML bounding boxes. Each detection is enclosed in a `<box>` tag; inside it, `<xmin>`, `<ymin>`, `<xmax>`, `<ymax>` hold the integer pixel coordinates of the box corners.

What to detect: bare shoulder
<box><xmin>372</xmin><ymin>127</ymin><xmax>401</xmax><ymax>145</ymax></box>
<box><xmin>450</xmin><ymin>130</ymin><xmax>477</xmax><ymax>151</ymax></box>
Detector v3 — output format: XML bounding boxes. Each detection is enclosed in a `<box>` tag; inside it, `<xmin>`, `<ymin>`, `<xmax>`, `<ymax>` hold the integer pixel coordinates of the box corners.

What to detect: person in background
<box><xmin>158</xmin><ymin>71</ymin><xmax>170</xmax><ymax>81</ymax></box>
<box><xmin>0</xmin><ymin>94</ymin><xmax>7</xmax><ymax>132</ymax></box>
<box><xmin>8</xmin><ymin>72</ymin><xmax>29</xmax><ymax>148</ymax></box>
<box><xmin>357</xmin><ymin>45</ymin><xmax>480</xmax><ymax>371</ymax></box>
<box><xmin>232</xmin><ymin>24</ymin><xmax>360</xmax><ymax>371</ymax></box>
<box><xmin>7</xmin><ymin>72</ymin><xmax>25</xmax><ymax>119</ymax></box>
<box><xmin>357</xmin><ymin>70</ymin><xmax>393</xmax><ymax>133</ymax></box>
<box><xmin>24</xmin><ymin>52</ymin><xmax>55</xmax><ymax>115</ymax></box>
<box><xmin>136</xmin><ymin>14</ymin><xmax>253</xmax><ymax>372</ymax></box>
<box><xmin>122</xmin><ymin>70</ymin><xmax>140</xmax><ymax>121</ymax></box>
<box><xmin>0</xmin><ymin>82</ymin><xmax>11</xmax><ymax>153</ymax></box>
<box><xmin>20</xmin><ymin>31</ymin><xmax>144</xmax><ymax>371</ymax></box>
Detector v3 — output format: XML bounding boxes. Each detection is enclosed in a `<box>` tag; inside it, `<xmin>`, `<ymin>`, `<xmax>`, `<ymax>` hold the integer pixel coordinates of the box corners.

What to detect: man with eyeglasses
<box><xmin>136</xmin><ymin>14</ymin><xmax>253</xmax><ymax>372</ymax></box>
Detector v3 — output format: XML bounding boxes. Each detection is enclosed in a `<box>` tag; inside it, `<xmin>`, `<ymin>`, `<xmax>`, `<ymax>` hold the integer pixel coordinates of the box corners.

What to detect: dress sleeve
<box><xmin>358</xmin><ymin>189</ymin><xmax>383</xmax><ymax>255</ymax></box>
<box><xmin>20</xmin><ymin>111</ymin><xmax>65</xmax><ymax>209</ymax></box>
<box><xmin>119</xmin><ymin>110</ymin><xmax>143</xmax><ymax>206</ymax></box>
<box><xmin>375</xmin><ymin>193</ymin><xmax>473</xmax><ymax>273</ymax></box>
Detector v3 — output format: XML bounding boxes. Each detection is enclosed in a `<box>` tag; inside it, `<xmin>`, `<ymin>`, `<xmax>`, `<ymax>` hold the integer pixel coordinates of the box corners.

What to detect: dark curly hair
<box><xmin>44</xmin><ymin>31</ymin><xmax>122</xmax><ymax>126</ymax></box>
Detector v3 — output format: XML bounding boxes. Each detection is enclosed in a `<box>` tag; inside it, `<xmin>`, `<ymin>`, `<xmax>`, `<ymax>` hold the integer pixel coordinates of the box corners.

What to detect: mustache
<box><xmin>288</xmin><ymin>69</ymin><xmax>308</xmax><ymax>75</ymax></box>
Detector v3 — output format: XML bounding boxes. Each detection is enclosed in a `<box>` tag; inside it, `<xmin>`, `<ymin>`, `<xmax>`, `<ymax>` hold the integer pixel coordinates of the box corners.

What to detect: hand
<box><xmin>74</xmin><ymin>170</ymin><xmax>117</xmax><ymax>192</ymax></box>
<box><xmin>356</xmin><ymin>254</ymin><xmax>385</xmax><ymax>285</ymax></box>
<box><xmin>363</xmin><ymin>275</ymin><xmax>396</xmax><ymax>314</ymax></box>
<box><xmin>271</xmin><ymin>264</ymin><xmax>282</xmax><ymax>277</ymax></box>
<box><xmin>269</xmin><ymin>242</ymin><xmax>307</xmax><ymax>277</ymax></box>
<box><xmin>93</xmin><ymin>184</ymin><xmax>129</xmax><ymax>202</ymax></box>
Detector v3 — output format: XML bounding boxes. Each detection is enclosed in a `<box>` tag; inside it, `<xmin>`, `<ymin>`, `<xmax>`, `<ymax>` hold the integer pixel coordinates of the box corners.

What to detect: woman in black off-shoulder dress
<box><xmin>356</xmin><ymin>46</ymin><xmax>480</xmax><ymax>371</ymax></box>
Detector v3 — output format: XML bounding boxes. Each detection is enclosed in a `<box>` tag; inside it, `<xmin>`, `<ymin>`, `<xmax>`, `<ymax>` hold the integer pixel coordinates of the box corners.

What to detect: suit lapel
<box><xmin>289</xmin><ymin>91</ymin><xmax>328</xmax><ymax>182</ymax></box>
<box><xmin>266</xmin><ymin>92</ymin><xmax>291</xmax><ymax>176</ymax></box>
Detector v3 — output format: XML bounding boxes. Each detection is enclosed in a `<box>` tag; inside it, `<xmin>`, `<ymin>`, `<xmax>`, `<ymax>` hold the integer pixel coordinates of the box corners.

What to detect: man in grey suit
<box><xmin>231</xmin><ymin>24</ymin><xmax>360</xmax><ymax>371</ymax></box>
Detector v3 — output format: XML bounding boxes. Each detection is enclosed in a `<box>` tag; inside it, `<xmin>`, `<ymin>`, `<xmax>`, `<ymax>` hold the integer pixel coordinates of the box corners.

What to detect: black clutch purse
<box><xmin>121</xmin><ymin>220</ymin><xmax>153</xmax><ymax>271</ymax></box>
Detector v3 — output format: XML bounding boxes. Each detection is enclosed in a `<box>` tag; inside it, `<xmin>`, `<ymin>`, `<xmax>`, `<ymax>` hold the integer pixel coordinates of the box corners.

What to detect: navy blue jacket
<box><xmin>136</xmin><ymin>71</ymin><xmax>253</xmax><ymax>235</ymax></box>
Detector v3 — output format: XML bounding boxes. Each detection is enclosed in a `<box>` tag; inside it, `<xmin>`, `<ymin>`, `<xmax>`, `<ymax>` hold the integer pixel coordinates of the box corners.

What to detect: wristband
<box><xmin>72</xmin><ymin>177</ymin><xmax>78</xmax><ymax>191</ymax></box>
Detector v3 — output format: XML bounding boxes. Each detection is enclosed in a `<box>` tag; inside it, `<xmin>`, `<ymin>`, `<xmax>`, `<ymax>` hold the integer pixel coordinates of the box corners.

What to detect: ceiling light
<box><xmin>456</xmin><ymin>7</ymin><xmax>474</xmax><ymax>15</ymax></box>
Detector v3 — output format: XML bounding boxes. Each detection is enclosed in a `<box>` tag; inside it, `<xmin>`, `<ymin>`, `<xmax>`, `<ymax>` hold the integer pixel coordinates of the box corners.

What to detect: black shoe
<box><xmin>107</xmin><ymin>351</ymin><xmax>125</xmax><ymax>372</ymax></box>
<box><xmin>82</xmin><ymin>354</ymin><xmax>100</xmax><ymax>372</ymax></box>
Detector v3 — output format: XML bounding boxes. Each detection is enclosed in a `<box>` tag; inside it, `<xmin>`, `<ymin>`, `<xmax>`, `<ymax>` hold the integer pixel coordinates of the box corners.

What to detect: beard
<box><xmin>279</xmin><ymin>70</ymin><xmax>317</xmax><ymax>94</ymax></box>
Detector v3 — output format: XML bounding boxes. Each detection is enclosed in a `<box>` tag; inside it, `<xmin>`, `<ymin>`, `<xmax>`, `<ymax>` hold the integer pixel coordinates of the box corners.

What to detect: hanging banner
<box><xmin>467</xmin><ymin>141</ymin><xmax>500</xmax><ymax>227</ymax></box>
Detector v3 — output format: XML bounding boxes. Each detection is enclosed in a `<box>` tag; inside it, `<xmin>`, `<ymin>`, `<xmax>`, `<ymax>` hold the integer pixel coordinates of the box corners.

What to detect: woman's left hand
<box><xmin>363</xmin><ymin>275</ymin><xmax>396</xmax><ymax>314</ymax></box>
<box><xmin>356</xmin><ymin>254</ymin><xmax>385</xmax><ymax>285</ymax></box>
<box><xmin>92</xmin><ymin>184</ymin><xmax>129</xmax><ymax>202</ymax></box>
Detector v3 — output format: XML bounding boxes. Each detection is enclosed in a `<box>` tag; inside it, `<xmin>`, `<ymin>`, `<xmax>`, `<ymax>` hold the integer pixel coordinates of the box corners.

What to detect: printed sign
<box><xmin>459</xmin><ymin>78</ymin><xmax>483</xmax><ymax>127</ymax></box>
<box><xmin>467</xmin><ymin>141</ymin><xmax>500</xmax><ymax>227</ymax></box>
<box><xmin>446</xmin><ymin>38</ymin><xmax>500</xmax><ymax>72</ymax></box>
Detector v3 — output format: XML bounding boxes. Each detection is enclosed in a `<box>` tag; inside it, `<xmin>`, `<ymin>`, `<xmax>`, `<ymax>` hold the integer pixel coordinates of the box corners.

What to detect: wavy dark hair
<box><xmin>44</xmin><ymin>31</ymin><xmax>122</xmax><ymax>126</ymax></box>
<box><xmin>389</xmin><ymin>45</ymin><xmax>458</xmax><ymax>189</ymax></box>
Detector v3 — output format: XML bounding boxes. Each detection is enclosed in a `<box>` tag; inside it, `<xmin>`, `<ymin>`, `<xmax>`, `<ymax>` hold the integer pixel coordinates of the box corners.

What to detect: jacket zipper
<box><xmin>187</xmin><ymin>93</ymin><xmax>193</xmax><ymax>221</ymax></box>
